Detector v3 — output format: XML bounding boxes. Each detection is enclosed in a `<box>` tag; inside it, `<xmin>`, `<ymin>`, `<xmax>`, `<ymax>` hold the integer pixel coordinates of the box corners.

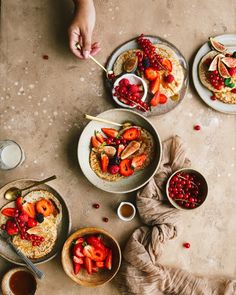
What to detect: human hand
<box><xmin>68</xmin><ymin>0</ymin><xmax>101</xmax><ymax>59</ymax></box>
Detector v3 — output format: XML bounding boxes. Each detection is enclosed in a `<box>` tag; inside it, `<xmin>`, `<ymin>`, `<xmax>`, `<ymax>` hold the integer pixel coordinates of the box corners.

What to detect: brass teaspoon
<box><xmin>4</xmin><ymin>175</ymin><xmax>57</xmax><ymax>201</ymax></box>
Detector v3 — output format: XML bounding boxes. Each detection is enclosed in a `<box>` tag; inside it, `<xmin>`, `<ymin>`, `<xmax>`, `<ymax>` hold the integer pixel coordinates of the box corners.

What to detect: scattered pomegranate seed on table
<box><xmin>93</xmin><ymin>203</ymin><xmax>100</xmax><ymax>209</ymax></box>
<box><xmin>103</xmin><ymin>217</ymin><xmax>109</xmax><ymax>223</ymax></box>
<box><xmin>183</xmin><ymin>242</ymin><xmax>190</xmax><ymax>249</ymax></box>
<box><xmin>42</xmin><ymin>54</ymin><xmax>49</xmax><ymax>60</ymax></box>
<box><xmin>194</xmin><ymin>125</ymin><xmax>201</xmax><ymax>131</ymax></box>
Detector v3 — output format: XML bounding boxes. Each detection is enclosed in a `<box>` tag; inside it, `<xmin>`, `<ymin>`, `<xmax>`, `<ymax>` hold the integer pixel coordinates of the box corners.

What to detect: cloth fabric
<box><xmin>117</xmin><ymin>135</ymin><xmax>236</xmax><ymax>295</ymax></box>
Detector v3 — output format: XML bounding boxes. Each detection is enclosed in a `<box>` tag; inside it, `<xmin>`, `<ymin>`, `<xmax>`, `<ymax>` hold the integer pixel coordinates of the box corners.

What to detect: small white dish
<box><xmin>112</xmin><ymin>73</ymin><xmax>147</xmax><ymax>109</ymax></box>
<box><xmin>117</xmin><ymin>202</ymin><xmax>136</xmax><ymax>221</ymax></box>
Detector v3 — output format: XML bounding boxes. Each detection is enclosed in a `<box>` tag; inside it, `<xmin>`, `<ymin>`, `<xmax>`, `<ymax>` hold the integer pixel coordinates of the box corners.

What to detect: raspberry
<box><xmin>108</xmin><ymin>165</ymin><xmax>120</xmax><ymax>175</ymax></box>
<box><xmin>165</xmin><ymin>74</ymin><xmax>175</xmax><ymax>83</ymax></box>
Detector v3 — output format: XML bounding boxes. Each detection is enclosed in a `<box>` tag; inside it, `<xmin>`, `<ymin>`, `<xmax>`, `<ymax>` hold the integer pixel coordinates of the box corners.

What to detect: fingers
<box><xmin>80</xmin><ymin>30</ymin><xmax>93</xmax><ymax>58</ymax></box>
<box><xmin>68</xmin><ymin>28</ymin><xmax>84</xmax><ymax>59</ymax></box>
<box><xmin>68</xmin><ymin>28</ymin><xmax>101</xmax><ymax>59</ymax></box>
<box><xmin>90</xmin><ymin>42</ymin><xmax>101</xmax><ymax>56</ymax></box>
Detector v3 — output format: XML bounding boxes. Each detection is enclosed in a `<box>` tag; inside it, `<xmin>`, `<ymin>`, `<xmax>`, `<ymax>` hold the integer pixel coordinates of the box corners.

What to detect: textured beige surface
<box><xmin>0</xmin><ymin>0</ymin><xmax>236</xmax><ymax>294</ymax></box>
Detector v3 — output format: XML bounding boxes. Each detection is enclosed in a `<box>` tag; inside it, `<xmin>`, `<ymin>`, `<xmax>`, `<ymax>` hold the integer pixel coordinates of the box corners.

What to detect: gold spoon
<box><xmin>75</xmin><ymin>44</ymin><xmax>114</xmax><ymax>78</ymax></box>
<box><xmin>4</xmin><ymin>175</ymin><xmax>57</xmax><ymax>201</ymax></box>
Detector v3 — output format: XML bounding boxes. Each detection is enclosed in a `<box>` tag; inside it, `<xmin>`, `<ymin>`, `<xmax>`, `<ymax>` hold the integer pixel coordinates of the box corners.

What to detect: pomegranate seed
<box><xmin>183</xmin><ymin>242</ymin><xmax>190</xmax><ymax>249</ymax></box>
<box><xmin>93</xmin><ymin>203</ymin><xmax>100</xmax><ymax>209</ymax></box>
<box><xmin>194</xmin><ymin>125</ymin><xmax>201</xmax><ymax>131</ymax></box>
<box><xmin>42</xmin><ymin>54</ymin><xmax>49</xmax><ymax>60</ymax></box>
<box><xmin>210</xmin><ymin>95</ymin><xmax>216</xmax><ymax>100</ymax></box>
<box><xmin>103</xmin><ymin>217</ymin><xmax>109</xmax><ymax>223</ymax></box>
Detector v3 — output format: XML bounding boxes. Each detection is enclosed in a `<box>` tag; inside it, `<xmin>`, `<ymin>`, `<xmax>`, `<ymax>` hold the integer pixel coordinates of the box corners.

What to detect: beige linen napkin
<box><xmin>117</xmin><ymin>135</ymin><xmax>236</xmax><ymax>295</ymax></box>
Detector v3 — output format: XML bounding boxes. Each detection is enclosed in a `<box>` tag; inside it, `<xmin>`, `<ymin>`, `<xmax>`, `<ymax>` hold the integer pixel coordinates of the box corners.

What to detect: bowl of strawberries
<box><xmin>61</xmin><ymin>227</ymin><xmax>121</xmax><ymax>287</ymax></box>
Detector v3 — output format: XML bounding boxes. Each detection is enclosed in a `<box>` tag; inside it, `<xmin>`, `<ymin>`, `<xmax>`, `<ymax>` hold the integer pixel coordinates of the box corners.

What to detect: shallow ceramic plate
<box><xmin>106</xmin><ymin>35</ymin><xmax>189</xmax><ymax>116</ymax></box>
<box><xmin>0</xmin><ymin>180</ymin><xmax>71</xmax><ymax>265</ymax></box>
<box><xmin>192</xmin><ymin>34</ymin><xmax>236</xmax><ymax>114</ymax></box>
<box><xmin>78</xmin><ymin>109</ymin><xmax>162</xmax><ymax>193</ymax></box>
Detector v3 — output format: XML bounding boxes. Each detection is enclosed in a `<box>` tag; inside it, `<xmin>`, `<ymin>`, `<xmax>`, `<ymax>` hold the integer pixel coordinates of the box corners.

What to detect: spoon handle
<box><xmin>21</xmin><ymin>175</ymin><xmax>57</xmax><ymax>192</ymax></box>
<box><xmin>15</xmin><ymin>247</ymin><xmax>45</xmax><ymax>279</ymax></box>
<box><xmin>76</xmin><ymin>43</ymin><xmax>107</xmax><ymax>72</ymax></box>
<box><xmin>85</xmin><ymin>114</ymin><xmax>123</xmax><ymax>127</ymax></box>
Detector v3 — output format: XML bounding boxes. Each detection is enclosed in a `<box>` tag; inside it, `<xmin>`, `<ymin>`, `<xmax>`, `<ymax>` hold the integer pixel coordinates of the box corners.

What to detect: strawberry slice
<box><xmin>131</xmin><ymin>154</ymin><xmax>147</xmax><ymax>169</ymax></box>
<box><xmin>1</xmin><ymin>208</ymin><xmax>16</xmax><ymax>218</ymax></box>
<box><xmin>73</xmin><ymin>262</ymin><xmax>81</xmax><ymax>275</ymax></box>
<box><xmin>117</xmin><ymin>144</ymin><xmax>125</xmax><ymax>157</ymax></box>
<box><xmin>150</xmin><ymin>91</ymin><xmax>160</xmax><ymax>107</ymax></box>
<box><xmin>144</xmin><ymin>67</ymin><xmax>158</xmax><ymax>81</ymax></box>
<box><xmin>85</xmin><ymin>257</ymin><xmax>92</xmax><ymax>274</ymax></box>
<box><xmin>22</xmin><ymin>202</ymin><xmax>35</xmax><ymax>219</ymax></box>
<box><xmin>75</xmin><ymin>237</ymin><xmax>84</xmax><ymax>244</ymax></box>
<box><xmin>95</xmin><ymin>131</ymin><xmax>105</xmax><ymax>143</ymax></box>
<box><xmin>159</xmin><ymin>93</ymin><xmax>168</xmax><ymax>104</ymax></box>
<box><xmin>86</xmin><ymin>235</ymin><xmax>106</xmax><ymax>251</ymax></box>
<box><xmin>101</xmin><ymin>153</ymin><xmax>109</xmax><ymax>173</ymax></box>
<box><xmin>91</xmin><ymin>136</ymin><xmax>101</xmax><ymax>148</ymax></box>
<box><xmin>73</xmin><ymin>243</ymin><xmax>84</xmax><ymax>258</ymax></box>
<box><xmin>149</xmin><ymin>73</ymin><xmax>160</xmax><ymax>94</ymax></box>
<box><xmin>6</xmin><ymin>220</ymin><xmax>18</xmax><ymax>236</ymax></box>
<box><xmin>83</xmin><ymin>245</ymin><xmax>107</xmax><ymax>262</ymax></box>
<box><xmin>105</xmin><ymin>249</ymin><xmax>112</xmax><ymax>270</ymax></box>
<box><xmin>27</xmin><ymin>217</ymin><xmax>37</xmax><ymax>228</ymax></box>
<box><xmin>119</xmin><ymin>159</ymin><xmax>134</xmax><ymax>177</ymax></box>
<box><xmin>96</xmin><ymin>261</ymin><xmax>105</xmax><ymax>268</ymax></box>
<box><xmin>161</xmin><ymin>59</ymin><xmax>172</xmax><ymax>72</ymax></box>
<box><xmin>16</xmin><ymin>197</ymin><xmax>23</xmax><ymax>210</ymax></box>
<box><xmin>101</xmin><ymin>128</ymin><xmax>118</xmax><ymax>138</ymax></box>
<box><xmin>73</xmin><ymin>255</ymin><xmax>83</xmax><ymax>265</ymax></box>
<box><xmin>122</xmin><ymin>128</ymin><xmax>140</xmax><ymax>141</ymax></box>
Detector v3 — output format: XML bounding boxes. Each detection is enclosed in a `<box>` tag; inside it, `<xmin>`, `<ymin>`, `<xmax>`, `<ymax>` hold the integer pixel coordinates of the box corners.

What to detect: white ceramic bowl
<box><xmin>112</xmin><ymin>73</ymin><xmax>148</xmax><ymax>109</ymax></box>
<box><xmin>77</xmin><ymin>109</ymin><xmax>162</xmax><ymax>194</ymax></box>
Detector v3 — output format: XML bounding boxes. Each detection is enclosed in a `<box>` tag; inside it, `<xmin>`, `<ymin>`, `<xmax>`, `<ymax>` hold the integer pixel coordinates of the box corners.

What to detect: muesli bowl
<box><xmin>166</xmin><ymin>168</ymin><xmax>208</xmax><ymax>210</ymax></box>
<box><xmin>77</xmin><ymin>109</ymin><xmax>162</xmax><ymax>194</ymax></box>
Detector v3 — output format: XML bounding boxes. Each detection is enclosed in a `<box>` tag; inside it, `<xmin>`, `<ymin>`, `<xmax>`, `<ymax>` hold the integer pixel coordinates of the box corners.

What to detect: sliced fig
<box><xmin>123</xmin><ymin>56</ymin><xmax>138</xmax><ymax>73</ymax></box>
<box><xmin>209</xmin><ymin>37</ymin><xmax>226</xmax><ymax>53</ymax></box>
<box><xmin>102</xmin><ymin>146</ymin><xmax>116</xmax><ymax>158</ymax></box>
<box><xmin>120</xmin><ymin>141</ymin><xmax>141</xmax><ymax>160</ymax></box>
<box><xmin>208</xmin><ymin>54</ymin><xmax>224</xmax><ymax>71</ymax></box>
<box><xmin>221</xmin><ymin>57</ymin><xmax>236</xmax><ymax>68</ymax></box>
<box><xmin>218</xmin><ymin>59</ymin><xmax>231</xmax><ymax>78</ymax></box>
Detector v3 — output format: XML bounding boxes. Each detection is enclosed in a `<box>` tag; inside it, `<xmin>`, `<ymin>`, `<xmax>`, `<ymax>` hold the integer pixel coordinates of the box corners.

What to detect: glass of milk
<box><xmin>0</xmin><ymin>140</ymin><xmax>25</xmax><ymax>170</ymax></box>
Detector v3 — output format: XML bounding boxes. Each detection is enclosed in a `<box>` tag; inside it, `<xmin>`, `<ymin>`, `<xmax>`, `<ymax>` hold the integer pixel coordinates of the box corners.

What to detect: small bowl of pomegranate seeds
<box><xmin>112</xmin><ymin>73</ymin><xmax>148</xmax><ymax>112</ymax></box>
<box><xmin>166</xmin><ymin>168</ymin><xmax>208</xmax><ymax>210</ymax></box>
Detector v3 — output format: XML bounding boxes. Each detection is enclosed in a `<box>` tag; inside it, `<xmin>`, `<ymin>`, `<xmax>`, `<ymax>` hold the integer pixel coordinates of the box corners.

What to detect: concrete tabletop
<box><xmin>0</xmin><ymin>0</ymin><xmax>235</xmax><ymax>294</ymax></box>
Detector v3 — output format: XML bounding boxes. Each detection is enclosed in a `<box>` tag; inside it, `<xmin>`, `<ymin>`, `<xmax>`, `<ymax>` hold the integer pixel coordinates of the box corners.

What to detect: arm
<box><xmin>68</xmin><ymin>0</ymin><xmax>101</xmax><ymax>59</ymax></box>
